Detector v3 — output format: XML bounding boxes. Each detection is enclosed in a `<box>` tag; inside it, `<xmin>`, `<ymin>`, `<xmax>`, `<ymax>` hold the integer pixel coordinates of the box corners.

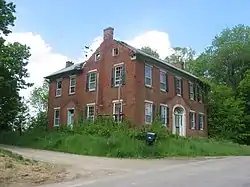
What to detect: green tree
<box><xmin>29</xmin><ymin>80</ymin><xmax>49</xmax><ymax>113</ymax></box>
<box><xmin>140</xmin><ymin>46</ymin><xmax>160</xmax><ymax>58</ymax></box>
<box><xmin>0</xmin><ymin>0</ymin><xmax>32</xmax><ymax>131</ymax></box>
<box><xmin>165</xmin><ymin>47</ymin><xmax>195</xmax><ymax>67</ymax></box>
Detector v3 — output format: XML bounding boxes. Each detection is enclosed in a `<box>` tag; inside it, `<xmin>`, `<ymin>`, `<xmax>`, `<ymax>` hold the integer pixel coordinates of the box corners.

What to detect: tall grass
<box><xmin>1</xmin><ymin>117</ymin><xmax>250</xmax><ymax>158</ymax></box>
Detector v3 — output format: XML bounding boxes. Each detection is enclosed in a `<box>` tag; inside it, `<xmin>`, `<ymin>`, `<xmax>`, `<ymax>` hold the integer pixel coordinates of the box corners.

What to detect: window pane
<box><xmin>145</xmin><ymin>66</ymin><xmax>151</xmax><ymax>77</ymax></box>
<box><xmin>145</xmin><ymin>77</ymin><xmax>151</xmax><ymax>86</ymax></box>
<box><xmin>160</xmin><ymin>71</ymin><xmax>165</xmax><ymax>83</ymax></box>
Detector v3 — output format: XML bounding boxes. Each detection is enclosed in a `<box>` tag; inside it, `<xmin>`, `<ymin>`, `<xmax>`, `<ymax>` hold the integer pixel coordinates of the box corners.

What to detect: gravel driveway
<box><xmin>0</xmin><ymin>145</ymin><xmax>221</xmax><ymax>186</ymax></box>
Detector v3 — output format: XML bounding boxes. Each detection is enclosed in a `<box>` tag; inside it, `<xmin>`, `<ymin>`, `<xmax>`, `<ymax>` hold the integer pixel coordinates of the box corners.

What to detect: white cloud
<box><xmin>5</xmin><ymin>29</ymin><xmax>173</xmax><ymax>100</ymax></box>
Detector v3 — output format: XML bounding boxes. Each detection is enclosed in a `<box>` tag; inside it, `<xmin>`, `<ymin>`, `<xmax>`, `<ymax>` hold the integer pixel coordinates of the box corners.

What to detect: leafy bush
<box><xmin>1</xmin><ymin>117</ymin><xmax>250</xmax><ymax>158</ymax></box>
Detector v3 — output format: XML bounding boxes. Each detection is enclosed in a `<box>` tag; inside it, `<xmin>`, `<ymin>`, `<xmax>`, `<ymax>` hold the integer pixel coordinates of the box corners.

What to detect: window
<box><xmin>112</xmin><ymin>48</ymin><xmax>119</xmax><ymax>56</ymax></box>
<box><xmin>145</xmin><ymin>101</ymin><xmax>153</xmax><ymax>124</ymax></box>
<box><xmin>88</xmin><ymin>72</ymin><xmax>97</xmax><ymax>91</ymax></box>
<box><xmin>175</xmin><ymin>77</ymin><xmax>182</xmax><ymax>96</ymax></box>
<box><xmin>56</xmin><ymin>79</ymin><xmax>62</xmax><ymax>97</ymax></box>
<box><xmin>67</xmin><ymin>108</ymin><xmax>74</xmax><ymax>126</ymax></box>
<box><xmin>160</xmin><ymin>104</ymin><xmax>169</xmax><ymax>126</ymax></box>
<box><xmin>95</xmin><ymin>53</ymin><xmax>100</xmax><ymax>61</ymax></box>
<box><xmin>198</xmin><ymin>113</ymin><xmax>204</xmax><ymax>130</ymax></box>
<box><xmin>69</xmin><ymin>76</ymin><xmax>76</xmax><ymax>94</ymax></box>
<box><xmin>160</xmin><ymin>70</ymin><xmax>166</xmax><ymax>91</ymax></box>
<box><xmin>189</xmin><ymin>111</ymin><xmax>195</xmax><ymax>129</ymax></box>
<box><xmin>197</xmin><ymin>86</ymin><xmax>202</xmax><ymax>102</ymax></box>
<box><xmin>114</xmin><ymin>65</ymin><xmax>122</xmax><ymax>87</ymax></box>
<box><xmin>145</xmin><ymin>65</ymin><xmax>152</xmax><ymax>87</ymax></box>
<box><xmin>54</xmin><ymin>108</ymin><xmax>60</xmax><ymax>126</ymax></box>
<box><xmin>87</xmin><ymin>104</ymin><xmax>95</xmax><ymax>121</ymax></box>
<box><xmin>113</xmin><ymin>100</ymin><xmax>122</xmax><ymax>122</ymax></box>
<box><xmin>189</xmin><ymin>82</ymin><xmax>194</xmax><ymax>100</ymax></box>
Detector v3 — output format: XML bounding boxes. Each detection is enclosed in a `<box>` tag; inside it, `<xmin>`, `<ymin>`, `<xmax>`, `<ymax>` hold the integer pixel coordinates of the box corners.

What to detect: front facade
<box><xmin>45</xmin><ymin>27</ymin><xmax>208</xmax><ymax>137</ymax></box>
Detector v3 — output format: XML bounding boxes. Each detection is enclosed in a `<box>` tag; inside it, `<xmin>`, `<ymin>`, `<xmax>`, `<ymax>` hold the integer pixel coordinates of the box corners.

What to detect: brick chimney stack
<box><xmin>65</xmin><ymin>61</ymin><xmax>74</xmax><ymax>68</ymax></box>
<box><xmin>103</xmin><ymin>27</ymin><xmax>114</xmax><ymax>40</ymax></box>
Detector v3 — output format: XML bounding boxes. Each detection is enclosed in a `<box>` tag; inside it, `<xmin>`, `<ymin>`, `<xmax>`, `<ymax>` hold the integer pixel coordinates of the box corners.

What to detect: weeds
<box><xmin>1</xmin><ymin>117</ymin><xmax>250</xmax><ymax>158</ymax></box>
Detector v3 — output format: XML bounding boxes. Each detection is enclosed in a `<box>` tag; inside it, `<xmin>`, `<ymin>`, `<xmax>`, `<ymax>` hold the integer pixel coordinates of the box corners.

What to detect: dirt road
<box><xmin>0</xmin><ymin>145</ymin><xmax>220</xmax><ymax>186</ymax></box>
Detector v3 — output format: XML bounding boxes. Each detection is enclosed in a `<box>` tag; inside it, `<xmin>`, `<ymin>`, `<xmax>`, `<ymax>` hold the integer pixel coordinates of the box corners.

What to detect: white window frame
<box><xmin>69</xmin><ymin>75</ymin><xmax>76</xmax><ymax>94</ymax></box>
<box><xmin>160</xmin><ymin>104</ymin><xmax>168</xmax><ymax>126</ymax></box>
<box><xmin>145</xmin><ymin>100</ymin><xmax>153</xmax><ymax>124</ymax></box>
<box><xmin>95</xmin><ymin>53</ymin><xmax>100</xmax><ymax>61</ymax></box>
<box><xmin>145</xmin><ymin>64</ymin><xmax>152</xmax><ymax>87</ymax></box>
<box><xmin>190</xmin><ymin>110</ymin><xmax>195</xmax><ymax>129</ymax></box>
<box><xmin>114</xmin><ymin>64</ymin><xmax>123</xmax><ymax>87</ymax></box>
<box><xmin>88</xmin><ymin>70</ymin><xmax>97</xmax><ymax>91</ymax></box>
<box><xmin>53</xmin><ymin>107</ymin><xmax>60</xmax><ymax>127</ymax></box>
<box><xmin>199</xmin><ymin>112</ymin><xmax>204</xmax><ymax>131</ymax></box>
<box><xmin>189</xmin><ymin>81</ymin><xmax>194</xmax><ymax>100</ymax></box>
<box><xmin>176</xmin><ymin>77</ymin><xmax>182</xmax><ymax>96</ymax></box>
<box><xmin>160</xmin><ymin>70</ymin><xmax>166</xmax><ymax>92</ymax></box>
<box><xmin>112</xmin><ymin>48</ymin><xmax>119</xmax><ymax>56</ymax></box>
<box><xmin>67</xmin><ymin>108</ymin><xmax>75</xmax><ymax>127</ymax></box>
<box><xmin>112</xmin><ymin>100</ymin><xmax>123</xmax><ymax>122</ymax></box>
<box><xmin>86</xmin><ymin>103</ymin><xmax>95</xmax><ymax>121</ymax></box>
<box><xmin>56</xmin><ymin>79</ymin><xmax>62</xmax><ymax>97</ymax></box>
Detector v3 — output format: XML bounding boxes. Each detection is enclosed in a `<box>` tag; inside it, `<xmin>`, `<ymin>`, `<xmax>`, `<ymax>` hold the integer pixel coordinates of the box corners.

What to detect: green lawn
<box><xmin>1</xmin><ymin>119</ymin><xmax>250</xmax><ymax>158</ymax></box>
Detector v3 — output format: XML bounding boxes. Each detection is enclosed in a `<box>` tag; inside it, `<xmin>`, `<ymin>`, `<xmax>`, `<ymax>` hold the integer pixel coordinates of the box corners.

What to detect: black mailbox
<box><xmin>146</xmin><ymin>132</ymin><xmax>156</xmax><ymax>146</ymax></box>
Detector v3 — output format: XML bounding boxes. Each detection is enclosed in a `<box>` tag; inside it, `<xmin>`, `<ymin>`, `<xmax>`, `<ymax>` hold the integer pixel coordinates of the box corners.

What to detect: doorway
<box><xmin>172</xmin><ymin>106</ymin><xmax>186</xmax><ymax>136</ymax></box>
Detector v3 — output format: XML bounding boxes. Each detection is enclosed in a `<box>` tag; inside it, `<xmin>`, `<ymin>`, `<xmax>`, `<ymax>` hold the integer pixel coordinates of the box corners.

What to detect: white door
<box><xmin>67</xmin><ymin>109</ymin><xmax>74</xmax><ymax>127</ymax></box>
<box><xmin>173</xmin><ymin>107</ymin><xmax>186</xmax><ymax>136</ymax></box>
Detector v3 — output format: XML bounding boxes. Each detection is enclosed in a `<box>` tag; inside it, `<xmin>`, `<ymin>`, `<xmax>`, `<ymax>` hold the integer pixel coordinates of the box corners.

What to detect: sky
<box><xmin>5</xmin><ymin>0</ymin><xmax>250</xmax><ymax>100</ymax></box>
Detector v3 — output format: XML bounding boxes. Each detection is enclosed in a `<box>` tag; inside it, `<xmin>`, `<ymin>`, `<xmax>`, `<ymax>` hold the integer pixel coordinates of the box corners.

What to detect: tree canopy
<box><xmin>140</xmin><ymin>46</ymin><xmax>160</xmax><ymax>58</ymax></box>
<box><xmin>0</xmin><ymin>0</ymin><xmax>32</xmax><ymax>131</ymax></box>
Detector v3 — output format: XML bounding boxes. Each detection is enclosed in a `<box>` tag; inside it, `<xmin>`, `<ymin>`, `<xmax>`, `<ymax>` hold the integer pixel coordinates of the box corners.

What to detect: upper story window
<box><xmin>56</xmin><ymin>79</ymin><xmax>62</xmax><ymax>97</ymax></box>
<box><xmin>69</xmin><ymin>75</ymin><xmax>76</xmax><ymax>94</ymax></box>
<box><xmin>86</xmin><ymin>70</ymin><xmax>97</xmax><ymax>92</ymax></box>
<box><xmin>145</xmin><ymin>64</ymin><xmax>152</xmax><ymax>87</ymax></box>
<box><xmin>112</xmin><ymin>48</ymin><xmax>119</xmax><ymax>56</ymax></box>
<box><xmin>160</xmin><ymin>70</ymin><xmax>168</xmax><ymax>92</ymax></box>
<box><xmin>175</xmin><ymin>77</ymin><xmax>182</xmax><ymax>96</ymax></box>
<box><xmin>189</xmin><ymin>82</ymin><xmax>194</xmax><ymax>100</ymax></box>
<box><xmin>197</xmin><ymin>86</ymin><xmax>203</xmax><ymax>102</ymax></box>
<box><xmin>95</xmin><ymin>53</ymin><xmax>100</xmax><ymax>61</ymax></box>
<box><xmin>111</xmin><ymin>63</ymin><xmax>126</xmax><ymax>87</ymax></box>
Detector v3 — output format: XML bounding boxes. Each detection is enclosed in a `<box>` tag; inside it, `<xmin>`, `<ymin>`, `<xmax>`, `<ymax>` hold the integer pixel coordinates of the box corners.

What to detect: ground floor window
<box><xmin>189</xmin><ymin>111</ymin><xmax>196</xmax><ymax>129</ymax></box>
<box><xmin>86</xmin><ymin>104</ymin><xmax>95</xmax><ymax>121</ymax></box>
<box><xmin>160</xmin><ymin>104</ymin><xmax>169</xmax><ymax>126</ymax></box>
<box><xmin>113</xmin><ymin>100</ymin><xmax>122</xmax><ymax>122</ymax></box>
<box><xmin>54</xmin><ymin>108</ymin><xmax>60</xmax><ymax>126</ymax></box>
<box><xmin>198</xmin><ymin>113</ymin><xmax>204</xmax><ymax>130</ymax></box>
<box><xmin>145</xmin><ymin>101</ymin><xmax>153</xmax><ymax>124</ymax></box>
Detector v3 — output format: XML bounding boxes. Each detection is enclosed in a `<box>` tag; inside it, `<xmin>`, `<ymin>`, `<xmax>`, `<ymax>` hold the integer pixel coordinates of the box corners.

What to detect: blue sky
<box><xmin>12</xmin><ymin>0</ymin><xmax>250</xmax><ymax>58</ymax></box>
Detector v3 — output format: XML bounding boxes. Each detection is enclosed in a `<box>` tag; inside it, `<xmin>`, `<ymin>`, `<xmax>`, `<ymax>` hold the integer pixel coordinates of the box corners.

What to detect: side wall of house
<box><xmin>134</xmin><ymin>59</ymin><xmax>208</xmax><ymax>137</ymax></box>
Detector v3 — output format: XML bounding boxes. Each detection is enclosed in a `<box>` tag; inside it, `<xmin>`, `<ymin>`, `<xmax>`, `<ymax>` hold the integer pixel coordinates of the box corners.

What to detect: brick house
<box><xmin>45</xmin><ymin>27</ymin><xmax>208</xmax><ymax>137</ymax></box>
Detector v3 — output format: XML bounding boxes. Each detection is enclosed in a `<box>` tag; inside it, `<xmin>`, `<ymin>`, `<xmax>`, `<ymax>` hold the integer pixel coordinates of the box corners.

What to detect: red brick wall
<box><xmin>47</xmin><ymin>36</ymin><xmax>207</xmax><ymax>137</ymax></box>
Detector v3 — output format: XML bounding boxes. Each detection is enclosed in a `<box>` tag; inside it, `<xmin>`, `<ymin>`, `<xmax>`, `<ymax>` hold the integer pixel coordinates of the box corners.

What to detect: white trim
<box><xmin>113</xmin><ymin>62</ymin><xmax>124</xmax><ymax>67</ymax></box>
<box><xmin>94</xmin><ymin>53</ymin><xmax>100</xmax><ymax>61</ymax></box>
<box><xmin>144</xmin><ymin>100</ymin><xmax>153</xmax><ymax>104</ymax></box>
<box><xmin>86</xmin><ymin>102</ymin><xmax>95</xmax><ymax>106</ymax></box>
<box><xmin>53</xmin><ymin>107</ymin><xmax>60</xmax><ymax>127</ymax></box>
<box><xmin>145</xmin><ymin>63</ymin><xmax>153</xmax><ymax>67</ymax></box>
<box><xmin>112</xmin><ymin>48</ymin><xmax>119</xmax><ymax>56</ymax></box>
<box><xmin>199</xmin><ymin>112</ymin><xmax>205</xmax><ymax>115</ymax></box>
<box><xmin>172</xmin><ymin>104</ymin><xmax>186</xmax><ymax>137</ymax></box>
<box><xmin>190</xmin><ymin>110</ymin><xmax>195</xmax><ymax>113</ymax></box>
<box><xmin>189</xmin><ymin>110</ymin><xmax>196</xmax><ymax>130</ymax></box>
<box><xmin>69</xmin><ymin>76</ymin><xmax>76</xmax><ymax>94</ymax></box>
<box><xmin>88</xmin><ymin>69</ymin><xmax>97</xmax><ymax>73</ymax></box>
<box><xmin>112</xmin><ymin>99</ymin><xmax>123</xmax><ymax>103</ymax></box>
<box><xmin>145</xmin><ymin>64</ymin><xmax>152</xmax><ymax>87</ymax></box>
<box><xmin>160</xmin><ymin>103</ymin><xmax>168</xmax><ymax>107</ymax></box>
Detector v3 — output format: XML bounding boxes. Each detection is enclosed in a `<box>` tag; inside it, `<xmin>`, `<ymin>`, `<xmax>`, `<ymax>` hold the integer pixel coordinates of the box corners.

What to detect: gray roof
<box><xmin>45</xmin><ymin>62</ymin><xmax>85</xmax><ymax>79</ymax></box>
<box><xmin>116</xmin><ymin>40</ymin><xmax>199</xmax><ymax>80</ymax></box>
<box><xmin>45</xmin><ymin>39</ymin><xmax>199</xmax><ymax>80</ymax></box>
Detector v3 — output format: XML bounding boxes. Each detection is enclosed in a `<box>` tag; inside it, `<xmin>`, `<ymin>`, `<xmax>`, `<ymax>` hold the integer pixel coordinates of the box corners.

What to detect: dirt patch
<box><xmin>0</xmin><ymin>150</ymin><xmax>70</xmax><ymax>187</ymax></box>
